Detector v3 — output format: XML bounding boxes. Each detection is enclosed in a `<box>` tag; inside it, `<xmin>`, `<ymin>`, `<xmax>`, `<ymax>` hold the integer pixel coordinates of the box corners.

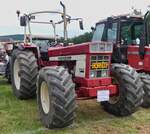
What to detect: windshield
<box><xmin>32</xmin><ymin>39</ymin><xmax>51</xmax><ymax>45</ymax></box>
<box><xmin>92</xmin><ymin>22</ymin><xmax>117</xmax><ymax>42</ymax></box>
<box><xmin>32</xmin><ymin>39</ymin><xmax>55</xmax><ymax>52</ymax></box>
<box><xmin>92</xmin><ymin>24</ymin><xmax>105</xmax><ymax>41</ymax></box>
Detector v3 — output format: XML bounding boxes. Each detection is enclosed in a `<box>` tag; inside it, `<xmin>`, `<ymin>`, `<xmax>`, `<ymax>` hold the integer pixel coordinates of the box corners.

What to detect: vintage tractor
<box><xmin>0</xmin><ymin>43</ymin><xmax>7</xmax><ymax>75</ymax></box>
<box><xmin>10</xmin><ymin>2</ymin><xmax>143</xmax><ymax>128</ymax></box>
<box><xmin>0</xmin><ymin>42</ymin><xmax>10</xmax><ymax>80</ymax></box>
<box><xmin>92</xmin><ymin>10</ymin><xmax>150</xmax><ymax>108</ymax></box>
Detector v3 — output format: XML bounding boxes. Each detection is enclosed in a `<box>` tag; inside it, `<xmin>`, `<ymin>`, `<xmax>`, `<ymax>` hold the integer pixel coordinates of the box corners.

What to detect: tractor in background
<box><xmin>10</xmin><ymin>2</ymin><xmax>144</xmax><ymax>128</ymax></box>
<box><xmin>0</xmin><ymin>43</ymin><xmax>7</xmax><ymax>75</ymax></box>
<box><xmin>0</xmin><ymin>42</ymin><xmax>11</xmax><ymax>82</ymax></box>
<box><xmin>92</xmin><ymin>10</ymin><xmax>150</xmax><ymax>108</ymax></box>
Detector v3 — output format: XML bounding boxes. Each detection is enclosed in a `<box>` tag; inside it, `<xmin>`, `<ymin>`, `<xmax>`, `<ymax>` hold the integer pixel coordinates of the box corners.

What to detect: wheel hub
<box><xmin>13</xmin><ymin>59</ymin><xmax>21</xmax><ymax>90</ymax></box>
<box><xmin>40</xmin><ymin>81</ymin><xmax>50</xmax><ymax>114</ymax></box>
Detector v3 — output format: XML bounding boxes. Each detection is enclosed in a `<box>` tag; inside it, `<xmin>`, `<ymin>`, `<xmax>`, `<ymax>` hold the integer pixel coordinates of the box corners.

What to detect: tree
<box><xmin>69</xmin><ymin>32</ymin><xmax>93</xmax><ymax>44</ymax></box>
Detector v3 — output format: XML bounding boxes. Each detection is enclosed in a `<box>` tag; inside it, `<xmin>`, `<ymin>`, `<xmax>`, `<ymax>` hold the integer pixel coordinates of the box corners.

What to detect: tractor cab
<box><xmin>92</xmin><ymin>12</ymin><xmax>148</xmax><ymax>64</ymax></box>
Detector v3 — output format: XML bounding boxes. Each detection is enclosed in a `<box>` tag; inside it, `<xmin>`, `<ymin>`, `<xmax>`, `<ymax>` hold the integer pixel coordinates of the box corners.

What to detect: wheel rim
<box><xmin>13</xmin><ymin>59</ymin><xmax>21</xmax><ymax>90</ymax></box>
<box><xmin>40</xmin><ymin>81</ymin><xmax>50</xmax><ymax>114</ymax></box>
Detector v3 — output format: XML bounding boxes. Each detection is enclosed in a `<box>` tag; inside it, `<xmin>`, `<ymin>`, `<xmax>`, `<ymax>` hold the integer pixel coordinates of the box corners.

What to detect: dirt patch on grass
<box><xmin>135</xmin><ymin>124</ymin><xmax>150</xmax><ymax>134</ymax></box>
<box><xmin>83</xmin><ymin>123</ymin><xmax>125</xmax><ymax>134</ymax></box>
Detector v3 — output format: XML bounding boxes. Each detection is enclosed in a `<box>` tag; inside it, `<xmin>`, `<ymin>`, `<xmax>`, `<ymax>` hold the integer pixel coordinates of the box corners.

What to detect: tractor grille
<box><xmin>90</xmin><ymin>55</ymin><xmax>110</xmax><ymax>78</ymax></box>
<box><xmin>90</xmin><ymin>42</ymin><xmax>113</xmax><ymax>52</ymax></box>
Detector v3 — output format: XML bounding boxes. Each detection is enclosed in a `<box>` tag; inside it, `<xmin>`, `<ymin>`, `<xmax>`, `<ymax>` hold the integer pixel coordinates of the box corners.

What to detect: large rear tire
<box><xmin>11</xmin><ymin>49</ymin><xmax>38</xmax><ymax>99</ymax></box>
<box><xmin>101</xmin><ymin>64</ymin><xmax>144</xmax><ymax>116</ymax></box>
<box><xmin>37</xmin><ymin>66</ymin><xmax>76</xmax><ymax>128</ymax></box>
<box><xmin>140</xmin><ymin>73</ymin><xmax>150</xmax><ymax>108</ymax></box>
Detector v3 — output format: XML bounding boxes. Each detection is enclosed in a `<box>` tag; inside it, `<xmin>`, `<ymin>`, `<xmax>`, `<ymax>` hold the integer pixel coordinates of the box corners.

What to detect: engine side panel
<box><xmin>128</xmin><ymin>45</ymin><xmax>150</xmax><ymax>72</ymax></box>
<box><xmin>49</xmin><ymin>54</ymin><xmax>86</xmax><ymax>77</ymax></box>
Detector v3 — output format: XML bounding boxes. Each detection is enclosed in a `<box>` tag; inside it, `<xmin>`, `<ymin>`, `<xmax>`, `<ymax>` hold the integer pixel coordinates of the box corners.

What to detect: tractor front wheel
<box><xmin>37</xmin><ymin>66</ymin><xmax>76</xmax><ymax>128</ymax></box>
<box><xmin>101</xmin><ymin>64</ymin><xmax>144</xmax><ymax>116</ymax></box>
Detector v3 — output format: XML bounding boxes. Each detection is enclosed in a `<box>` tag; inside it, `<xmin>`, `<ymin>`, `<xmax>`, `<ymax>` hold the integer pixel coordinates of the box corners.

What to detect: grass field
<box><xmin>0</xmin><ymin>77</ymin><xmax>150</xmax><ymax>134</ymax></box>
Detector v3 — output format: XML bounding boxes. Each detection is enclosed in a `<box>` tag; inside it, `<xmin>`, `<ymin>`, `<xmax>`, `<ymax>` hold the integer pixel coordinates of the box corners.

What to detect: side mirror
<box><xmin>79</xmin><ymin>20</ymin><xmax>84</xmax><ymax>30</ymax></box>
<box><xmin>20</xmin><ymin>16</ymin><xmax>27</xmax><ymax>27</ymax></box>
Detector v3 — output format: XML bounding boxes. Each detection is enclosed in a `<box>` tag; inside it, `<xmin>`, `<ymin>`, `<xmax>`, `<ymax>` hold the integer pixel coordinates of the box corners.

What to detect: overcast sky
<box><xmin>0</xmin><ymin>0</ymin><xmax>150</xmax><ymax>37</ymax></box>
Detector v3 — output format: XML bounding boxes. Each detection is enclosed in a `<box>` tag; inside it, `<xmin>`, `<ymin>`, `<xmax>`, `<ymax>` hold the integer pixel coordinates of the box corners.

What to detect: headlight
<box><xmin>90</xmin><ymin>70</ymin><xmax>108</xmax><ymax>78</ymax></box>
<box><xmin>90</xmin><ymin>71</ymin><xmax>96</xmax><ymax>78</ymax></box>
<box><xmin>101</xmin><ymin>70</ymin><xmax>107</xmax><ymax>77</ymax></box>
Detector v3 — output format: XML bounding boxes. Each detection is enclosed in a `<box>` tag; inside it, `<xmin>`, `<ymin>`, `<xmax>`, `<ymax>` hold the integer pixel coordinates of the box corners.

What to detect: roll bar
<box><xmin>17</xmin><ymin>1</ymin><xmax>84</xmax><ymax>45</ymax></box>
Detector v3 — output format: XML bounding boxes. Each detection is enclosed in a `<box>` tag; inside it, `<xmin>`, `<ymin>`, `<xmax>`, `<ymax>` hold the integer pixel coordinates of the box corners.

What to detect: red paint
<box><xmin>76</xmin><ymin>84</ymin><xmax>117</xmax><ymax>97</ymax></box>
<box><xmin>38</xmin><ymin>60</ymin><xmax>59</xmax><ymax>67</ymax></box>
<box><xmin>48</xmin><ymin>43</ymin><xmax>90</xmax><ymax>56</ymax></box>
<box><xmin>48</xmin><ymin>42</ymin><xmax>112</xmax><ymax>57</ymax></box>
<box><xmin>74</xmin><ymin>77</ymin><xmax>112</xmax><ymax>87</ymax></box>
<box><xmin>128</xmin><ymin>45</ymin><xmax>150</xmax><ymax>72</ymax></box>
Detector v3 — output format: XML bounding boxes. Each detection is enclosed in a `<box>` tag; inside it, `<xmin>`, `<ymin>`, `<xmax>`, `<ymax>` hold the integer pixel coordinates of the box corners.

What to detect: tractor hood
<box><xmin>48</xmin><ymin>41</ymin><xmax>113</xmax><ymax>57</ymax></box>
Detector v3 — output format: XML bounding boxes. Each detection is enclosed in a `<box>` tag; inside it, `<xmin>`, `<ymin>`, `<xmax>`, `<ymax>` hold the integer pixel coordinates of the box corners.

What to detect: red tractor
<box><xmin>91</xmin><ymin>10</ymin><xmax>150</xmax><ymax>108</ymax></box>
<box><xmin>10</xmin><ymin>2</ymin><xmax>144</xmax><ymax>128</ymax></box>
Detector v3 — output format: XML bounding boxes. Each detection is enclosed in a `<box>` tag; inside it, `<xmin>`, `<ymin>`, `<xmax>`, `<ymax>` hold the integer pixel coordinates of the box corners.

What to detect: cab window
<box><xmin>107</xmin><ymin>23</ymin><xmax>117</xmax><ymax>42</ymax></box>
<box><xmin>92</xmin><ymin>22</ymin><xmax>117</xmax><ymax>42</ymax></box>
<box><xmin>121</xmin><ymin>21</ymin><xmax>144</xmax><ymax>45</ymax></box>
<box><xmin>92</xmin><ymin>23</ymin><xmax>105</xmax><ymax>41</ymax></box>
<box><xmin>147</xmin><ymin>13</ymin><xmax>150</xmax><ymax>44</ymax></box>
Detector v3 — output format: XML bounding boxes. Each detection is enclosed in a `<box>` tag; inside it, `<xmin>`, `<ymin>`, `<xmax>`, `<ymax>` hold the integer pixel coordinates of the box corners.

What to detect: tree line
<box><xmin>59</xmin><ymin>32</ymin><xmax>93</xmax><ymax>44</ymax></box>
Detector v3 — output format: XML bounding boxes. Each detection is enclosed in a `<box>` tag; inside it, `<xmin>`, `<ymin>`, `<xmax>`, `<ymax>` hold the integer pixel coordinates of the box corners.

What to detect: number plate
<box><xmin>97</xmin><ymin>90</ymin><xmax>109</xmax><ymax>102</ymax></box>
<box><xmin>91</xmin><ymin>62</ymin><xmax>109</xmax><ymax>70</ymax></box>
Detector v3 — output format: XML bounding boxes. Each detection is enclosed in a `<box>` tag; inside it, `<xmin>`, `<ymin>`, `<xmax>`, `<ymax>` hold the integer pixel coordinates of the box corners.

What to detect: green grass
<box><xmin>0</xmin><ymin>77</ymin><xmax>150</xmax><ymax>134</ymax></box>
